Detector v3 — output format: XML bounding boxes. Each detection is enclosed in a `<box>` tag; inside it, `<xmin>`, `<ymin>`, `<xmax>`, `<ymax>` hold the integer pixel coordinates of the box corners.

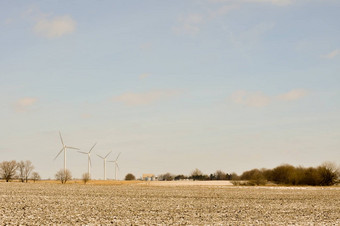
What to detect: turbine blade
<box><xmin>115</xmin><ymin>152</ymin><xmax>121</xmax><ymax>161</ymax></box>
<box><xmin>89</xmin><ymin>156</ymin><xmax>92</xmax><ymax>167</ymax></box>
<box><xmin>116</xmin><ymin>163</ymin><xmax>120</xmax><ymax>171</ymax></box>
<box><xmin>67</xmin><ymin>146</ymin><xmax>80</xmax><ymax>150</ymax></box>
<box><xmin>89</xmin><ymin>142</ymin><xmax>97</xmax><ymax>153</ymax></box>
<box><xmin>97</xmin><ymin>154</ymin><xmax>104</xmax><ymax>159</ymax></box>
<box><xmin>59</xmin><ymin>131</ymin><xmax>65</xmax><ymax>146</ymax></box>
<box><xmin>54</xmin><ymin>148</ymin><xmax>64</xmax><ymax>160</ymax></box>
<box><xmin>78</xmin><ymin>151</ymin><xmax>87</xmax><ymax>154</ymax></box>
<box><xmin>105</xmin><ymin>151</ymin><xmax>112</xmax><ymax>159</ymax></box>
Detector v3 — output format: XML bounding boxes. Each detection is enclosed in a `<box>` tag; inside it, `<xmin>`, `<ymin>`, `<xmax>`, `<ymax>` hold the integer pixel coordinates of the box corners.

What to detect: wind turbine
<box><xmin>54</xmin><ymin>131</ymin><xmax>79</xmax><ymax>173</ymax></box>
<box><xmin>78</xmin><ymin>142</ymin><xmax>97</xmax><ymax>178</ymax></box>
<box><xmin>109</xmin><ymin>152</ymin><xmax>121</xmax><ymax>180</ymax></box>
<box><xmin>97</xmin><ymin>151</ymin><xmax>112</xmax><ymax>180</ymax></box>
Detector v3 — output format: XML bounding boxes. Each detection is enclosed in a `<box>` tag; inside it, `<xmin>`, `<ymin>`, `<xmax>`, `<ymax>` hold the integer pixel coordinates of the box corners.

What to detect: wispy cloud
<box><xmin>321</xmin><ymin>49</ymin><xmax>340</xmax><ymax>59</ymax></box>
<box><xmin>173</xmin><ymin>14</ymin><xmax>204</xmax><ymax>35</ymax></box>
<box><xmin>209</xmin><ymin>0</ymin><xmax>292</xmax><ymax>6</ymax></box>
<box><xmin>247</xmin><ymin>0</ymin><xmax>291</xmax><ymax>6</ymax></box>
<box><xmin>34</xmin><ymin>15</ymin><xmax>76</xmax><ymax>38</ymax></box>
<box><xmin>209</xmin><ymin>4</ymin><xmax>239</xmax><ymax>18</ymax></box>
<box><xmin>277</xmin><ymin>89</ymin><xmax>308</xmax><ymax>101</ymax></box>
<box><xmin>231</xmin><ymin>90</ymin><xmax>271</xmax><ymax>107</ymax></box>
<box><xmin>231</xmin><ymin>89</ymin><xmax>308</xmax><ymax>107</ymax></box>
<box><xmin>113</xmin><ymin>90</ymin><xmax>180</xmax><ymax>106</ymax></box>
<box><xmin>13</xmin><ymin>97</ymin><xmax>38</xmax><ymax>112</ymax></box>
<box><xmin>238</xmin><ymin>22</ymin><xmax>275</xmax><ymax>44</ymax></box>
<box><xmin>140</xmin><ymin>42</ymin><xmax>152</xmax><ymax>50</ymax></box>
<box><xmin>81</xmin><ymin>113</ymin><xmax>93</xmax><ymax>119</ymax></box>
<box><xmin>4</xmin><ymin>18</ymin><xmax>13</xmax><ymax>25</ymax></box>
<box><xmin>173</xmin><ymin>0</ymin><xmax>277</xmax><ymax>36</ymax></box>
<box><xmin>139</xmin><ymin>73</ymin><xmax>151</xmax><ymax>80</ymax></box>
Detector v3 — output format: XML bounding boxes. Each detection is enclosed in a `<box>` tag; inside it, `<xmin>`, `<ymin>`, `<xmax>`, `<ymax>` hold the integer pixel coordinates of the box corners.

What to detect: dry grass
<box><xmin>0</xmin><ymin>182</ymin><xmax>339</xmax><ymax>225</ymax></box>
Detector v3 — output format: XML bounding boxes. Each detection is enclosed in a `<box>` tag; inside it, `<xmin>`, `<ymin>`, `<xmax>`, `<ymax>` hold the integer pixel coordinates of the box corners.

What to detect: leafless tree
<box><xmin>23</xmin><ymin>160</ymin><xmax>34</xmax><ymax>182</ymax></box>
<box><xmin>82</xmin><ymin>172</ymin><xmax>90</xmax><ymax>184</ymax></box>
<box><xmin>55</xmin><ymin>169</ymin><xmax>72</xmax><ymax>184</ymax></box>
<box><xmin>158</xmin><ymin>172</ymin><xmax>174</xmax><ymax>181</ymax></box>
<box><xmin>31</xmin><ymin>172</ymin><xmax>41</xmax><ymax>182</ymax></box>
<box><xmin>17</xmin><ymin>161</ymin><xmax>26</xmax><ymax>182</ymax></box>
<box><xmin>215</xmin><ymin>170</ymin><xmax>227</xmax><ymax>180</ymax></box>
<box><xmin>191</xmin><ymin>168</ymin><xmax>204</xmax><ymax>180</ymax></box>
<box><xmin>17</xmin><ymin>160</ymin><xmax>35</xmax><ymax>183</ymax></box>
<box><xmin>0</xmin><ymin>160</ymin><xmax>18</xmax><ymax>182</ymax></box>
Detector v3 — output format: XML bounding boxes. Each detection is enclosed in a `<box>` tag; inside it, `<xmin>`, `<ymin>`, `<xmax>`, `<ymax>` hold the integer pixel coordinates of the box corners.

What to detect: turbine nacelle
<box><xmin>54</xmin><ymin>131</ymin><xmax>79</xmax><ymax>173</ymax></box>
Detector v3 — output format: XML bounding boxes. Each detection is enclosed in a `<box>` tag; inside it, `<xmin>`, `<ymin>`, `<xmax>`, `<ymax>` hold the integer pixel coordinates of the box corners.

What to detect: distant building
<box><xmin>142</xmin><ymin>174</ymin><xmax>157</xmax><ymax>181</ymax></box>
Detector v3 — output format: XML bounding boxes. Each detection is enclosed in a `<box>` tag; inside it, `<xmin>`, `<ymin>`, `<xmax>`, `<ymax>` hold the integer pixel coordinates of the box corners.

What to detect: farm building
<box><xmin>142</xmin><ymin>174</ymin><xmax>157</xmax><ymax>181</ymax></box>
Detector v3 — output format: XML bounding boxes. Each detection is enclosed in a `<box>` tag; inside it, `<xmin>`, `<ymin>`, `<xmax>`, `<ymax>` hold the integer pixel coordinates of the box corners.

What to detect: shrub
<box><xmin>82</xmin><ymin>173</ymin><xmax>90</xmax><ymax>184</ymax></box>
<box><xmin>55</xmin><ymin>169</ymin><xmax>72</xmax><ymax>184</ymax></box>
<box><xmin>125</xmin><ymin>173</ymin><xmax>136</xmax><ymax>180</ymax></box>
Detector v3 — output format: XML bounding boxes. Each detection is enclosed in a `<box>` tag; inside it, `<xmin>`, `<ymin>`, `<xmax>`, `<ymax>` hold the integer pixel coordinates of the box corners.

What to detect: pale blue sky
<box><xmin>0</xmin><ymin>0</ymin><xmax>339</xmax><ymax>179</ymax></box>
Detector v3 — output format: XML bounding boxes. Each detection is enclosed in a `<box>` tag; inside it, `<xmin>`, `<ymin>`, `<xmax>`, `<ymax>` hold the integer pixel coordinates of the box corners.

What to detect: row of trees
<box><xmin>0</xmin><ymin>160</ymin><xmax>41</xmax><ymax>182</ymax></box>
<box><xmin>157</xmin><ymin>169</ymin><xmax>239</xmax><ymax>181</ymax></box>
<box><xmin>156</xmin><ymin>162</ymin><xmax>340</xmax><ymax>186</ymax></box>
<box><xmin>240</xmin><ymin>162</ymin><xmax>340</xmax><ymax>186</ymax></box>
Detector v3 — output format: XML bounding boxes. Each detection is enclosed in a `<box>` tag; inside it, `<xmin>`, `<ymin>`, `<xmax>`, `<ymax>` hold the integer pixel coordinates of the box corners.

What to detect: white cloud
<box><xmin>321</xmin><ymin>49</ymin><xmax>340</xmax><ymax>59</ymax></box>
<box><xmin>34</xmin><ymin>15</ymin><xmax>76</xmax><ymax>38</ymax></box>
<box><xmin>173</xmin><ymin>14</ymin><xmax>204</xmax><ymax>35</ymax></box>
<box><xmin>231</xmin><ymin>90</ymin><xmax>271</xmax><ymax>107</ymax></box>
<box><xmin>14</xmin><ymin>97</ymin><xmax>38</xmax><ymax>112</ymax></box>
<box><xmin>277</xmin><ymin>89</ymin><xmax>308</xmax><ymax>101</ymax></box>
<box><xmin>231</xmin><ymin>89</ymin><xmax>308</xmax><ymax>107</ymax></box>
<box><xmin>112</xmin><ymin>90</ymin><xmax>180</xmax><ymax>106</ymax></box>
<box><xmin>139</xmin><ymin>73</ymin><xmax>151</xmax><ymax>79</ymax></box>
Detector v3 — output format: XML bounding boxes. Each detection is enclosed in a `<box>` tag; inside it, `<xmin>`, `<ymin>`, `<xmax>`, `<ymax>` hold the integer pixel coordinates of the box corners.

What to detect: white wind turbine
<box><xmin>109</xmin><ymin>152</ymin><xmax>121</xmax><ymax>180</ymax></box>
<box><xmin>97</xmin><ymin>151</ymin><xmax>112</xmax><ymax>180</ymax></box>
<box><xmin>54</xmin><ymin>131</ymin><xmax>79</xmax><ymax>173</ymax></box>
<box><xmin>78</xmin><ymin>142</ymin><xmax>97</xmax><ymax>178</ymax></box>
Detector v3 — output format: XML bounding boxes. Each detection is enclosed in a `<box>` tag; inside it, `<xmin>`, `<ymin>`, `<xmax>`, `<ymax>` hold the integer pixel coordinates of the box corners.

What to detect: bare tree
<box><xmin>215</xmin><ymin>170</ymin><xmax>227</xmax><ymax>180</ymax></box>
<box><xmin>17</xmin><ymin>161</ymin><xmax>25</xmax><ymax>182</ymax></box>
<box><xmin>17</xmin><ymin>160</ymin><xmax>35</xmax><ymax>183</ymax></box>
<box><xmin>55</xmin><ymin>169</ymin><xmax>72</xmax><ymax>184</ymax></box>
<box><xmin>0</xmin><ymin>160</ymin><xmax>18</xmax><ymax>182</ymax></box>
<box><xmin>31</xmin><ymin>172</ymin><xmax>41</xmax><ymax>182</ymax></box>
<box><xmin>82</xmin><ymin>172</ymin><xmax>90</xmax><ymax>184</ymax></box>
<box><xmin>24</xmin><ymin>160</ymin><xmax>34</xmax><ymax>182</ymax></box>
<box><xmin>191</xmin><ymin>168</ymin><xmax>203</xmax><ymax>181</ymax></box>
<box><xmin>318</xmin><ymin>161</ymin><xmax>340</xmax><ymax>186</ymax></box>
<box><xmin>158</xmin><ymin>172</ymin><xmax>174</xmax><ymax>181</ymax></box>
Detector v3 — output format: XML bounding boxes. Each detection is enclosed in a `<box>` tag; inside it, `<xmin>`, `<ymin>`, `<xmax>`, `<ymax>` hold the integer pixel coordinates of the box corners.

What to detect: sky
<box><xmin>0</xmin><ymin>0</ymin><xmax>339</xmax><ymax>180</ymax></box>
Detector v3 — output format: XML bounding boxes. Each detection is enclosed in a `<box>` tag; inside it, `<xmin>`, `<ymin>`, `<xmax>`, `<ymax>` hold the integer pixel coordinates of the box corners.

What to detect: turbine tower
<box><xmin>54</xmin><ymin>131</ymin><xmax>79</xmax><ymax>173</ymax></box>
<box><xmin>78</xmin><ymin>142</ymin><xmax>97</xmax><ymax>178</ymax></box>
<box><xmin>109</xmin><ymin>152</ymin><xmax>121</xmax><ymax>180</ymax></box>
<box><xmin>97</xmin><ymin>151</ymin><xmax>112</xmax><ymax>180</ymax></box>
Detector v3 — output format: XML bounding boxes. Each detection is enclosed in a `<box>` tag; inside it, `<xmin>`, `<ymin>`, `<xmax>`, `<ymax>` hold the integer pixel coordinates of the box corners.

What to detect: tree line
<box><xmin>2</xmin><ymin>159</ymin><xmax>339</xmax><ymax>186</ymax></box>
<box><xmin>0</xmin><ymin>160</ymin><xmax>41</xmax><ymax>182</ymax></box>
<box><xmin>238</xmin><ymin>162</ymin><xmax>339</xmax><ymax>186</ymax></box>
<box><xmin>156</xmin><ymin>162</ymin><xmax>340</xmax><ymax>186</ymax></box>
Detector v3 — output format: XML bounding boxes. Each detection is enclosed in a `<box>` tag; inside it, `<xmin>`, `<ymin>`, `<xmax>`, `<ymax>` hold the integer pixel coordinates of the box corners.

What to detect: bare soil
<box><xmin>0</xmin><ymin>182</ymin><xmax>339</xmax><ymax>225</ymax></box>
